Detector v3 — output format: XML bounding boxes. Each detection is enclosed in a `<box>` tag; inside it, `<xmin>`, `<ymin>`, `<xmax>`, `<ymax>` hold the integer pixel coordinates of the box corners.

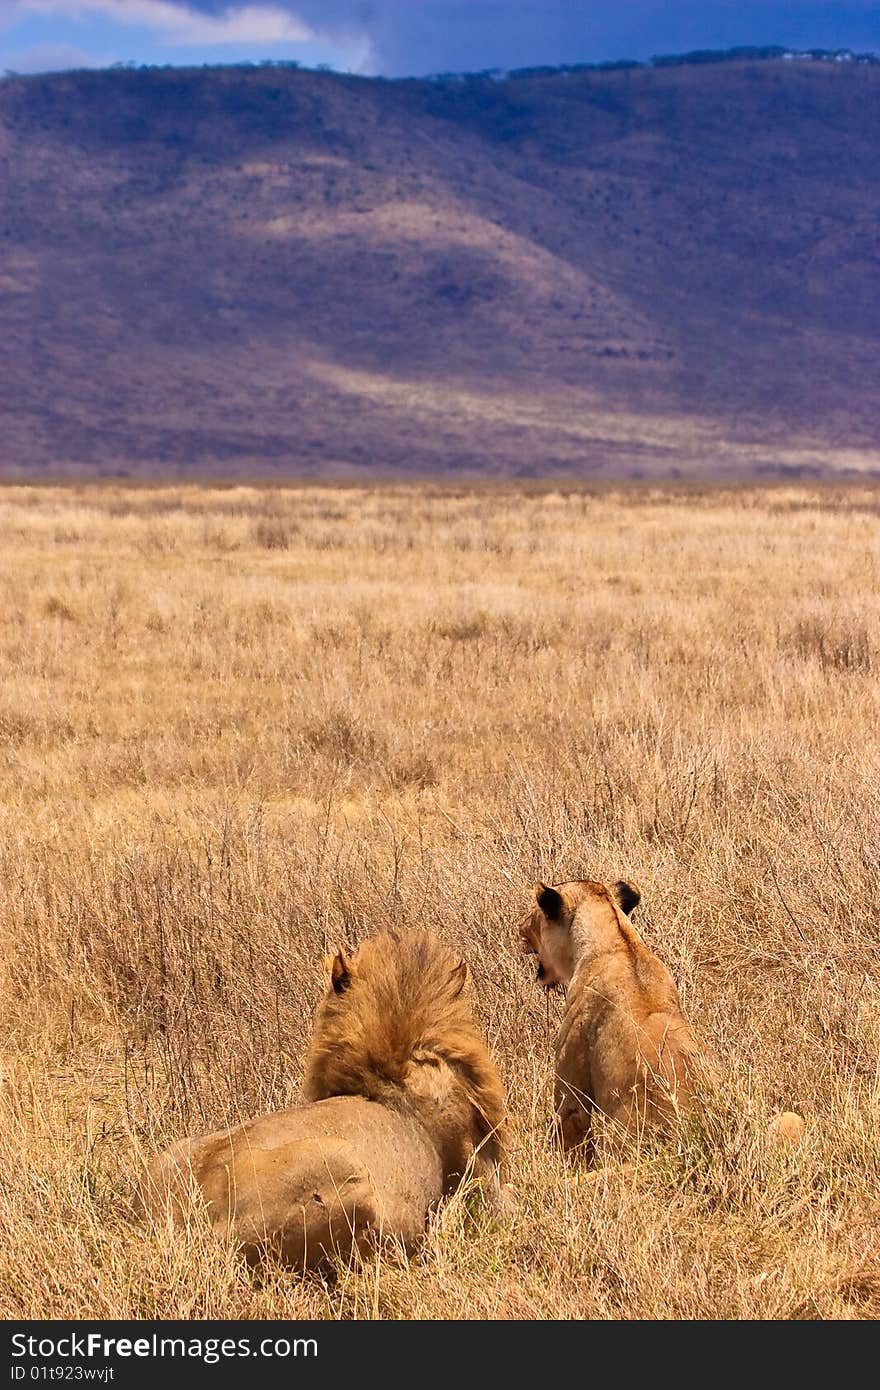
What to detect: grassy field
<box><xmin>1</xmin><ymin>480</ymin><xmax>878</xmax><ymax>1320</ymax></box>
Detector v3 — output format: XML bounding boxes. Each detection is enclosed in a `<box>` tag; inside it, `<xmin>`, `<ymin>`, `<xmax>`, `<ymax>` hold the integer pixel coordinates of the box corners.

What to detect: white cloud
<box><xmin>3</xmin><ymin>2</ymin><xmax>315</xmax><ymax>47</ymax></box>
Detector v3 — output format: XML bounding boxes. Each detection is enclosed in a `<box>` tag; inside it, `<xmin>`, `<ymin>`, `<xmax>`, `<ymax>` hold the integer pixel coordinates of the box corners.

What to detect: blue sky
<box><xmin>1</xmin><ymin>2</ymin><xmax>878</xmax><ymax>78</ymax></box>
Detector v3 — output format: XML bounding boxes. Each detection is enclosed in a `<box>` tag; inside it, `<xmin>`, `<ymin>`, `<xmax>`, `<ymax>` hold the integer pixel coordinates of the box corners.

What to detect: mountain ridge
<box><xmin>1</xmin><ymin>56</ymin><xmax>878</xmax><ymax>477</ymax></box>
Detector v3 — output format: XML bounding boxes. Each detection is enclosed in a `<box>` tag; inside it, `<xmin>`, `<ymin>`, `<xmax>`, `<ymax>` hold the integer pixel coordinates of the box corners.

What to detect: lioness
<box><xmin>139</xmin><ymin>931</ymin><xmax>506</xmax><ymax>1268</ymax></box>
<box><xmin>520</xmin><ymin>879</ymin><xmax>714</xmax><ymax>1155</ymax></box>
<box><xmin>520</xmin><ymin>879</ymin><xmax>803</xmax><ymax>1157</ymax></box>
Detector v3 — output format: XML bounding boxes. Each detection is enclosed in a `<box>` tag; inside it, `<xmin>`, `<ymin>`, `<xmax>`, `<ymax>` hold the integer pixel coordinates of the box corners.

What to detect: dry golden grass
<box><xmin>1</xmin><ymin>480</ymin><xmax>879</xmax><ymax>1321</ymax></box>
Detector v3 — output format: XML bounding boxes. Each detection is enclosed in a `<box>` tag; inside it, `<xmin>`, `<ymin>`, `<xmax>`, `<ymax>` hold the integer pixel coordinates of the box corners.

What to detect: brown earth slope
<box><xmin>0</xmin><ymin>59</ymin><xmax>878</xmax><ymax>476</ymax></box>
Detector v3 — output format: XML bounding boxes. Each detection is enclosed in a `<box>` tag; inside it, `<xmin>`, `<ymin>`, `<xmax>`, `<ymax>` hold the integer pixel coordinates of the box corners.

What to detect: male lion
<box><xmin>520</xmin><ymin>879</ymin><xmax>803</xmax><ymax>1156</ymax></box>
<box><xmin>139</xmin><ymin>931</ymin><xmax>506</xmax><ymax>1269</ymax></box>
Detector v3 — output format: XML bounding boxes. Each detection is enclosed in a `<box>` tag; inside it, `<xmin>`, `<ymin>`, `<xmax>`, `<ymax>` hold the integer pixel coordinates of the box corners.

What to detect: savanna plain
<box><xmin>1</xmin><ymin>480</ymin><xmax>878</xmax><ymax>1320</ymax></box>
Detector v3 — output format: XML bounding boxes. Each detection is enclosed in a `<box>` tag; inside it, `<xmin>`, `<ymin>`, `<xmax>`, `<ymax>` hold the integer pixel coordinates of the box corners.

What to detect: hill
<box><xmin>1</xmin><ymin>57</ymin><xmax>879</xmax><ymax>476</ymax></box>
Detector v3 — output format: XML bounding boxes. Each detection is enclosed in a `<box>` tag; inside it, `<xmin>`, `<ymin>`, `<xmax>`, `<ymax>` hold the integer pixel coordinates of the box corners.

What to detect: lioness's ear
<box><xmin>535</xmin><ymin>882</ymin><xmax>563</xmax><ymax>921</ymax></box>
<box><xmin>610</xmin><ymin>880</ymin><xmax>641</xmax><ymax>916</ymax></box>
<box><xmin>328</xmin><ymin>947</ymin><xmax>354</xmax><ymax>994</ymax></box>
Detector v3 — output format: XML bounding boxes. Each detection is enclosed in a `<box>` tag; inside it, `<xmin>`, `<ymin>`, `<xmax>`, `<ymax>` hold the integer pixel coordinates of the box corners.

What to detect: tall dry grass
<box><xmin>1</xmin><ymin>480</ymin><xmax>878</xmax><ymax>1320</ymax></box>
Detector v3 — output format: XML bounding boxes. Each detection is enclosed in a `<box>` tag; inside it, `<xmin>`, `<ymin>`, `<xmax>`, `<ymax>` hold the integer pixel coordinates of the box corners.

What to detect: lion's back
<box><xmin>139</xmin><ymin>1095</ymin><xmax>444</xmax><ymax>1268</ymax></box>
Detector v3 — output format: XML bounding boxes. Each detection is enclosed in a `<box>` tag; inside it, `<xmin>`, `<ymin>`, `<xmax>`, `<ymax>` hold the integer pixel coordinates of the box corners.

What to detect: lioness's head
<box><xmin>520</xmin><ymin>878</ymin><xmax>641</xmax><ymax>987</ymax></box>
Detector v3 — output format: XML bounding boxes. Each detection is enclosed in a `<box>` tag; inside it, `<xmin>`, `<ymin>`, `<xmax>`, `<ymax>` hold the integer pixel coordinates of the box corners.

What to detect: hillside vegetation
<box><xmin>1</xmin><ymin>59</ymin><xmax>879</xmax><ymax>475</ymax></box>
<box><xmin>1</xmin><ymin>481</ymin><xmax>878</xmax><ymax>1318</ymax></box>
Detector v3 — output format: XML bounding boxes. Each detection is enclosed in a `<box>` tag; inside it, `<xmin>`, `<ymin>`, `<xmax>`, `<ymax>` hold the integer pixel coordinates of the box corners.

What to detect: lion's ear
<box><xmin>328</xmin><ymin>947</ymin><xmax>354</xmax><ymax>994</ymax></box>
<box><xmin>609</xmin><ymin>880</ymin><xmax>641</xmax><ymax>916</ymax></box>
<box><xmin>535</xmin><ymin>882</ymin><xmax>563</xmax><ymax>921</ymax></box>
<box><xmin>448</xmin><ymin>959</ymin><xmax>468</xmax><ymax>997</ymax></box>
